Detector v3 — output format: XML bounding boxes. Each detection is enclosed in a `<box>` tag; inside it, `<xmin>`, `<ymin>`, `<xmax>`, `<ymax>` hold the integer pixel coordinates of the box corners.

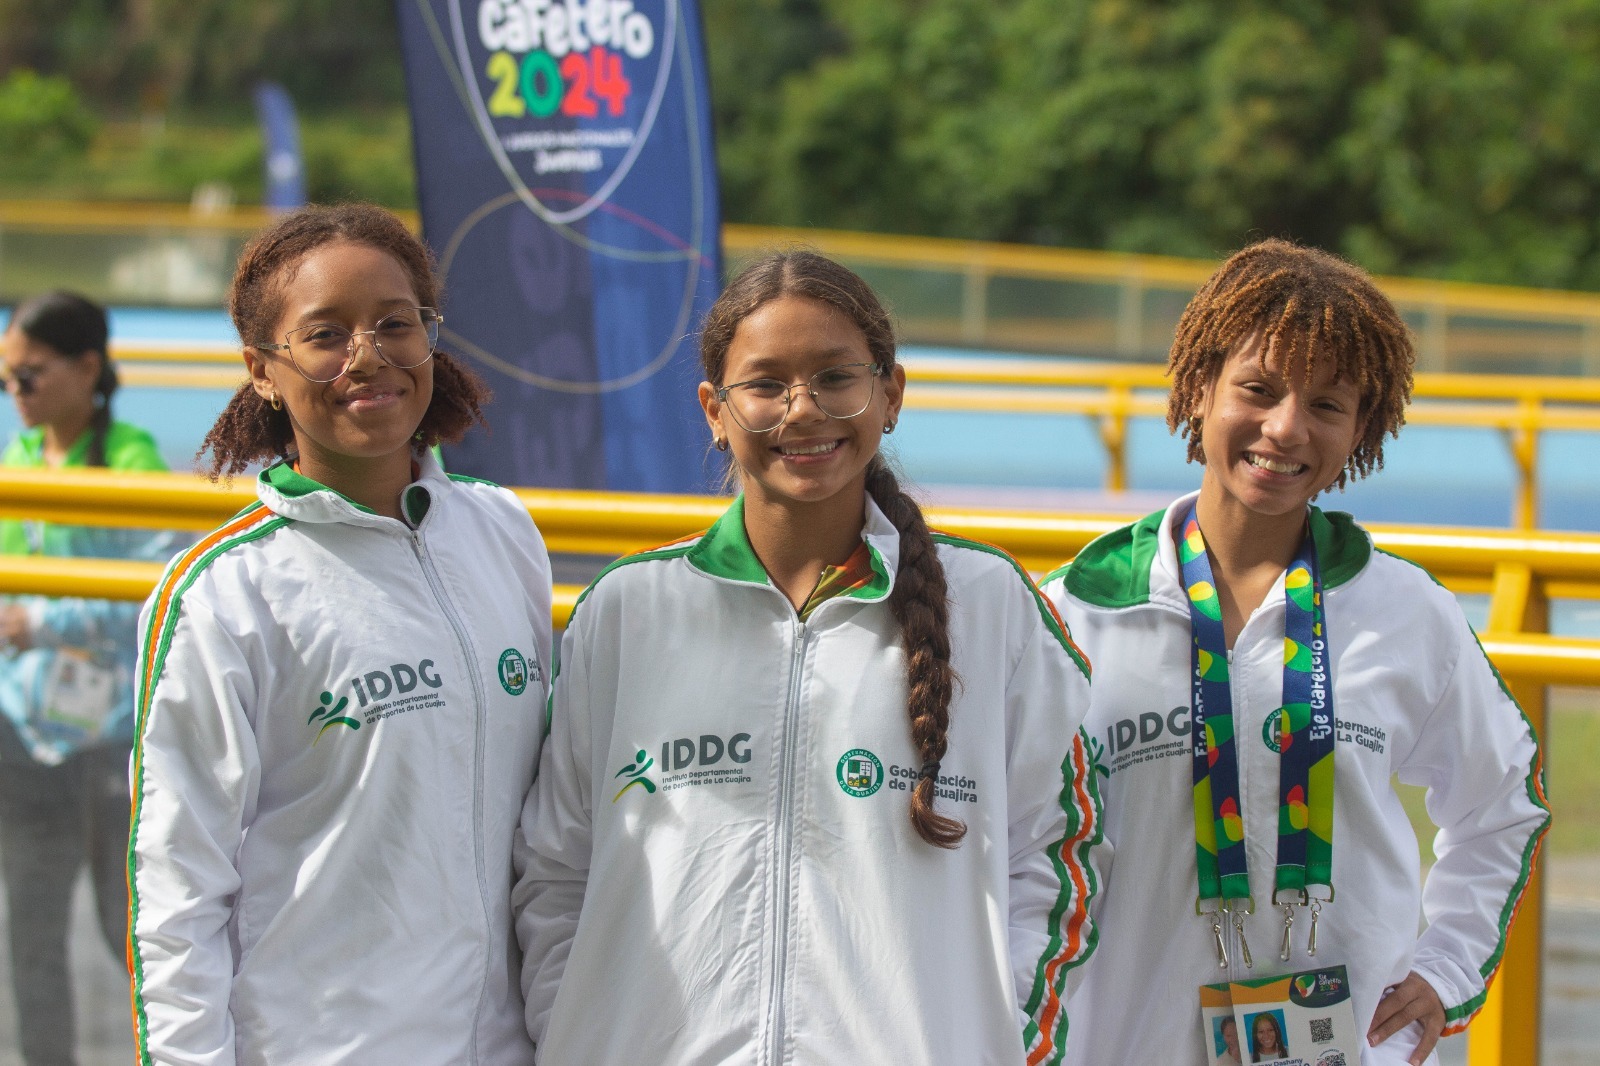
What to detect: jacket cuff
<box><xmin>1407</xmin><ymin>952</ymin><xmax>1480</xmax><ymax>1028</ymax></box>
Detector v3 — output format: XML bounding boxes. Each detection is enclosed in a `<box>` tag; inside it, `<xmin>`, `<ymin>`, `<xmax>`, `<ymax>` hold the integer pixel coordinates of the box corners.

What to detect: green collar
<box><xmin>1062</xmin><ymin>499</ymin><xmax>1371</xmax><ymax>609</ymax></box>
<box><xmin>260</xmin><ymin>461</ymin><xmax>376</xmax><ymax>514</ymax></box>
<box><xmin>686</xmin><ymin>495</ymin><xmax>893</xmax><ymax>602</ymax></box>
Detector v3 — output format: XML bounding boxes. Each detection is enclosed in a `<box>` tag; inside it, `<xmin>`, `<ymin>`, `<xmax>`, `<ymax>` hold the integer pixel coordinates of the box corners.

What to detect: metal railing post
<box><xmin>1503</xmin><ymin>399</ymin><xmax>1542</xmax><ymax>530</ymax></box>
<box><xmin>1115</xmin><ymin>275</ymin><xmax>1144</xmax><ymax>359</ymax></box>
<box><xmin>961</xmin><ymin>263</ymin><xmax>988</xmax><ymax>346</ymax></box>
<box><xmin>1469</xmin><ymin>562</ymin><xmax>1550</xmax><ymax>1066</ymax></box>
<box><xmin>1099</xmin><ymin>385</ymin><xmax>1131</xmax><ymax>492</ymax></box>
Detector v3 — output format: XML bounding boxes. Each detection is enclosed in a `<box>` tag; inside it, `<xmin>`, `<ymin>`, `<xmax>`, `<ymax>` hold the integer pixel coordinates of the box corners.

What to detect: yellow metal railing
<box><xmin>7</xmin><ymin>202</ymin><xmax>1600</xmax><ymax>374</ymax></box>
<box><xmin>722</xmin><ymin>224</ymin><xmax>1600</xmax><ymax>375</ymax></box>
<box><xmin>0</xmin><ymin>468</ymin><xmax>1594</xmax><ymax>1066</ymax></box>
<box><xmin>99</xmin><ymin>347</ymin><xmax>1600</xmax><ymax>530</ymax></box>
<box><xmin>898</xmin><ymin>357</ymin><xmax>1600</xmax><ymax>529</ymax></box>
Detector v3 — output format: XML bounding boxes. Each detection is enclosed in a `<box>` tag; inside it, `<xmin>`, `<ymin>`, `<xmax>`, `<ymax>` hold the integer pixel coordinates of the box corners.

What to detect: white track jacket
<box><xmin>129</xmin><ymin>457</ymin><xmax>552</xmax><ymax>1066</ymax></box>
<box><xmin>514</xmin><ymin>496</ymin><xmax>1102</xmax><ymax>1066</ymax></box>
<box><xmin>1041</xmin><ymin>493</ymin><xmax>1549</xmax><ymax>1066</ymax></box>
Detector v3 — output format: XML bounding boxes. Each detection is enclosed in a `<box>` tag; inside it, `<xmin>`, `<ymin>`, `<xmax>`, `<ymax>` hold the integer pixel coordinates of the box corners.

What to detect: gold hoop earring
<box><xmin>269</xmin><ymin>393</ymin><xmax>283</xmax><ymax>412</ymax></box>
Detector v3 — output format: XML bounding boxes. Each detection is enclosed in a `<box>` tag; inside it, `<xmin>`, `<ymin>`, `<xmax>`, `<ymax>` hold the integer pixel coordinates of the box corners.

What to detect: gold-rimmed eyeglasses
<box><xmin>254</xmin><ymin>306</ymin><xmax>442</xmax><ymax>383</ymax></box>
<box><xmin>716</xmin><ymin>362</ymin><xmax>883</xmax><ymax>433</ymax></box>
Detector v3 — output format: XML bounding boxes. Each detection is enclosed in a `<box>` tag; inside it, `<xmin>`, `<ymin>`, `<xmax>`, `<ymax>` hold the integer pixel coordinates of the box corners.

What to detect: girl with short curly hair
<box><xmin>1044</xmin><ymin>239</ymin><xmax>1548</xmax><ymax>1066</ymax></box>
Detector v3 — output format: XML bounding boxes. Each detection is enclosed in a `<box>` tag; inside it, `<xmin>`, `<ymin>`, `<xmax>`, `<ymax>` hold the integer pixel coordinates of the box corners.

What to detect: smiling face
<box><xmin>2</xmin><ymin>326</ymin><xmax>100</xmax><ymax>432</ymax></box>
<box><xmin>698</xmin><ymin>294</ymin><xmax>903</xmax><ymax>512</ymax></box>
<box><xmin>1252</xmin><ymin>1014</ymin><xmax>1282</xmax><ymax>1054</ymax></box>
<box><xmin>244</xmin><ymin>240</ymin><xmax>433</xmax><ymax>492</ymax></box>
<box><xmin>1197</xmin><ymin>331</ymin><xmax>1364</xmax><ymax>528</ymax></box>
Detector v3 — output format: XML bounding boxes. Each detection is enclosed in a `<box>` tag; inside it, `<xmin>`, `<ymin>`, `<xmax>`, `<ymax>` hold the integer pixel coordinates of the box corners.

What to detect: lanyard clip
<box><xmin>1197</xmin><ymin>898</ymin><xmax>1228</xmax><ymax>969</ymax></box>
<box><xmin>1209</xmin><ymin>910</ymin><xmax>1229</xmax><ymax>969</ymax></box>
<box><xmin>1274</xmin><ymin>890</ymin><xmax>1306</xmax><ymax>962</ymax></box>
<box><xmin>1223</xmin><ymin>897</ymin><xmax>1255</xmax><ymax>970</ymax></box>
<box><xmin>1305</xmin><ymin>888</ymin><xmax>1333</xmax><ymax>957</ymax></box>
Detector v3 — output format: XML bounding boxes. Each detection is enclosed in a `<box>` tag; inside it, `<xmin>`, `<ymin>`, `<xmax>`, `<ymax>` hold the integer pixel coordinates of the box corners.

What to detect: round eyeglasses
<box><xmin>716</xmin><ymin>362</ymin><xmax>883</xmax><ymax>433</ymax></box>
<box><xmin>254</xmin><ymin>307</ymin><xmax>442</xmax><ymax>383</ymax></box>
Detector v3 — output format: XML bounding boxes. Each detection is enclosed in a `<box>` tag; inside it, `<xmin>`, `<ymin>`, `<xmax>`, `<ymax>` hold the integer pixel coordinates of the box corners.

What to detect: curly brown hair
<box><xmin>199</xmin><ymin>203</ymin><xmax>489</xmax><ymax>479</ymax></box>
<box><xmin>1166</xmin><ymin>238</ymin><xmax>1415</xmax><ymax>490</ymax></box>
<box><xmin>701</xmin><ymin>250</ymin><xmax>965</xmax><ymax>849</ymax></box>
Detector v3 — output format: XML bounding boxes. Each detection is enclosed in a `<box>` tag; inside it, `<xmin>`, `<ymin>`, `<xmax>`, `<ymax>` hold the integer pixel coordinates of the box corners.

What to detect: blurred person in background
<box><xmin>0</xmin><ymin>291</ymin><xmax>172</xmax><ymax>1066</ymax></box>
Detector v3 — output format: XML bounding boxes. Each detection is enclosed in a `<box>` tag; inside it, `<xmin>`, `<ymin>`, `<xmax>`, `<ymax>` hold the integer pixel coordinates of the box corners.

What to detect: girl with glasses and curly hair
<box><xmin>128</xmin><ymin>203</ymin><xmax>553</xmax><ymax>1065</ymax></box>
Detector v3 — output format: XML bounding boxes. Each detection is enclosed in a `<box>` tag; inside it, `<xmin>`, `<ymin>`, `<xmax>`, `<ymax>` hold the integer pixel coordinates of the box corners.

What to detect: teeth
<box><xmin>1247</xmin><ymin>454</ymin><xmax>1304</xmax><ymax>474</ymax></box>
<box><xmin>782</xmin><ymin>441</ymin><xmax>838</xmax><ymax>456</ymax></box>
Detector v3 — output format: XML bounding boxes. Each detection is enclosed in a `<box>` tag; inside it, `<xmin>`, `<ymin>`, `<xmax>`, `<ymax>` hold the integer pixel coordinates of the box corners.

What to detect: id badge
<box><xmin>43</xmin><ymin>648</ymin><xmax>118</xmax><ymax>737</ymax></box>
<box><xmin>1200</xmin><ymin>965</ymin><xmax>1361</xmax><ymax>1066</ymax></box>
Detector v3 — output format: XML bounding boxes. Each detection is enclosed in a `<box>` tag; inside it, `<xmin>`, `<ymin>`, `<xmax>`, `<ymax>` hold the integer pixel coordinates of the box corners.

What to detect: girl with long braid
<box><xmin>514</xmin><ymin>251</ymin><xmax>1101</xmax><ymax>1065</ymax></box>
<box><xmin>0</xmin><ymin>291</ymin><xmax>173</xmax><ymax>1066</ymax></box>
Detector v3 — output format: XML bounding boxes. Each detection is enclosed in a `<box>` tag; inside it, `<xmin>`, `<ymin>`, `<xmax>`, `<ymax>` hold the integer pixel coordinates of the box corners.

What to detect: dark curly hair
<box><xmin>701</xmin><ymin>250</ymin><xmax>965</xmax><ymax>849</ymax></box>
<box><xmin>199</xmin><ymin>203</ymin><xmax>489</xmax><ymax>479</ymax></box>
<box><xmin>1166</xmin><ymin>238</ymin><xmax>1415</xmax><ymax>490</ymax></box>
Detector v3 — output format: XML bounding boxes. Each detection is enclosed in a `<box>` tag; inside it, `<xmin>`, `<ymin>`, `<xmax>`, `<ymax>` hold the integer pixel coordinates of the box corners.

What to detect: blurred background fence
<box><xmin>7</xmin><ymin>202</ymin><xmax>1600</xmax><ymax>377</ymax></box>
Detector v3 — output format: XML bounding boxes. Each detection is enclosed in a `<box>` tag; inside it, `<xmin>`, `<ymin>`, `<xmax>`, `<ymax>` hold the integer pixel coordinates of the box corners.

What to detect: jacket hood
<box><xmin>255</xmin><ymin>450</ymin><xmax>450</xmax><ymax>531</ymax></box>
<box><xmin>1059</xmin><ymin>489</ymin><xmax>1373</xmax><ymax>610</ymax></box>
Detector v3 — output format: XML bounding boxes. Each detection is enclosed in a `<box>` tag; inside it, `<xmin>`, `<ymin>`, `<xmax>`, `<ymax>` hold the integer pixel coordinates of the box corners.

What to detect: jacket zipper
<box><xmin>412</xmin><ymin>527</ymin><xmax>493</xmax><ymax>1066</ymax></box>
<box><xmin>766</xmin><ymin>618</ymin><xmax>809</xmax><ymax>1066</ymax></box>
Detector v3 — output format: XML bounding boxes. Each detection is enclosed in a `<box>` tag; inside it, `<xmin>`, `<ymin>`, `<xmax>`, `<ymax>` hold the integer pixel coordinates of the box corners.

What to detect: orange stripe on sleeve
<box><xmin>1026</xmin><ymin>737</ymin><xmax>1100</xmax><ymax>1065</ymax></box>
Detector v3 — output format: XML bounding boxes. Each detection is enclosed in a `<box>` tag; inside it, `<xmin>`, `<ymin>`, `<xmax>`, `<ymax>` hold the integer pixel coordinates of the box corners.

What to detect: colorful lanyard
<box><xmin>1179</xmin><ymin>503</ymin><xmax>1335</xmax><ymax>967</ymax></box>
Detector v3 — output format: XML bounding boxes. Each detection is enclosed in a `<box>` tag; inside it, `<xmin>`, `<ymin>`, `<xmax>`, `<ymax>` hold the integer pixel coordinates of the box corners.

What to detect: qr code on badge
<box><xmin>1310</xmin><ymin>1017</ymin><xmax>1335</xmax><ymax>1043</ymax></box>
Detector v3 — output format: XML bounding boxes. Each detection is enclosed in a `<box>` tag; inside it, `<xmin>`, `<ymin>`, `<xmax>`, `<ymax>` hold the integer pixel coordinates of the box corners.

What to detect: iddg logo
<box><xmin>614</xmin><ymin>733</ymin><xmax>756</xmax><ymax>800</ymax></box>
<box><xmin>307</xmin><ymin>659</ymin><xmax>446</xmax><ymax>743</ymax></box>
<box><xmin>350</xmin><ymin>660</ymin><xmax>443</xmax><ymax>705</ymax></box>
<box><xmin>308</xmin><ymin>691</ymin><xmax>360</xmax><ymax>743</ymax></box>
<box><xmin>613</xmin><ymin>749</ymin><xmax>656</xmax><ymax>800</ymax></box>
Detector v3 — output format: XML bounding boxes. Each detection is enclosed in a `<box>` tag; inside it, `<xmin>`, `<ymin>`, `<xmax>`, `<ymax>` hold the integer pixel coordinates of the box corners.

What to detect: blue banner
<box><xmin>395</xmin><ymin>0</ymin><xmax>722</xmax><ymax>491</ymax></box>
<box><xmin>253</xmin><ymin>82</ymin><xmax>306</xmax><ymax>211</ymax></box>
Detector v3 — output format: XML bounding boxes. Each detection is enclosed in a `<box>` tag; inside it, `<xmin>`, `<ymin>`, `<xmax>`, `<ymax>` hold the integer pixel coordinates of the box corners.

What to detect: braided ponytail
<box><xmin>864</xmin><ymin>458</ymin><xmax>965</xmax><ymax>847</ymax></box>
<box><xmin>702</xmin><ymin>250</ymin><xmax>964</xmax><ymax>848</ymax></box>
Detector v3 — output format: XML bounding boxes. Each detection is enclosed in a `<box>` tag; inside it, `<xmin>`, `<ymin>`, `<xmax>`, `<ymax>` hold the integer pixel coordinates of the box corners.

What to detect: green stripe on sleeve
<box><xmin>932</xmin><ymin>532</ymin><xmax>1092</xmax><ymax>679</ymax></box>
<box><xmin>126</xmin><ymin>511</ymin><xmax>287</xmax><ymax>1065</ymax></box>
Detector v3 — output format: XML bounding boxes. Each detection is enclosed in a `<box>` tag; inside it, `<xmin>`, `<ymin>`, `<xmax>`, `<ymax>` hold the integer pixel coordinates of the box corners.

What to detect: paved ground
<box><xmin>0</xmin><ymin>857</ymin><xmax>1593</xmax><ymax>1064</ymax></box>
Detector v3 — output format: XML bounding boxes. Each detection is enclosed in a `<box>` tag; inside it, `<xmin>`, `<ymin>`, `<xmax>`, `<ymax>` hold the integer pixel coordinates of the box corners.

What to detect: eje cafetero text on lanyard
<box><xmin>1179</xmin><ymin>503</ymin><xmax>1335</xmax><ymax>970</ymax></box>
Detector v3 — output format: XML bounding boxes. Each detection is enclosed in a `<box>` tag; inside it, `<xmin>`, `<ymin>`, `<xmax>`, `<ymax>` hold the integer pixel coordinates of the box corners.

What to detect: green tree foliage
<box><xmin>0</xmin><ymin>71</ymin><xmax>97</xmax><ymax>179</ymax></box>
<box><xmin>0</xmin><ymin>0</ymin><xmax>404</xmax><ymax>114</ymax></box>
<box><xmin>4</xmin><ymin>0</ymin><xmax>1600</xmax><ymax>288</ymax></box>
<box><xmin>705</xmin><ymin>0</ymin><xmax>1600</xmax><ymax>289</ymax></box>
